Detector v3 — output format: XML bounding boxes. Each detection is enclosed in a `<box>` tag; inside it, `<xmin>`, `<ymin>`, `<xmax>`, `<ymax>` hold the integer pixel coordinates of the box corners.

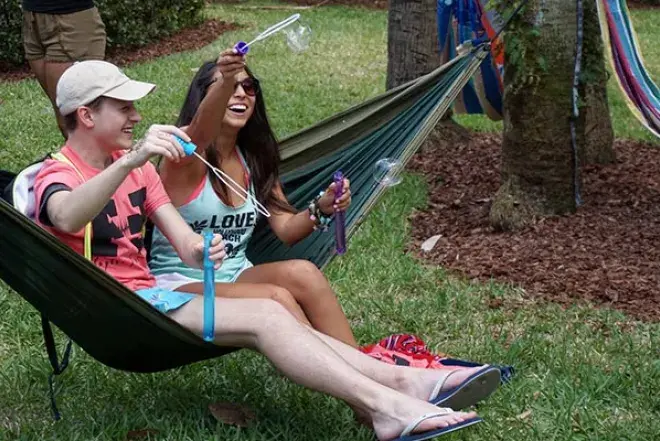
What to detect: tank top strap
<box><xmin>234</xmin><ymin>146</ymin><xmax>251</xmax><ymax>191</ymax></box>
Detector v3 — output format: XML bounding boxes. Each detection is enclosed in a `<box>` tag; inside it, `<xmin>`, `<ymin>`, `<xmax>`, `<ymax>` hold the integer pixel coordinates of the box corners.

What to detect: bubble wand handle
<box><xmin>202</xmin><ymin>231</ymin><xmax>215</xmax><ymax>342</ymax></box>
<box><xmin>234</xmin><ymin>13</ymin><xmax>301</xmax><ymax>54</ymax></box>
<box><xmin>333</xmin><ymin>171</ymin><xmax>346</xmax><ymax>255</ymax></box>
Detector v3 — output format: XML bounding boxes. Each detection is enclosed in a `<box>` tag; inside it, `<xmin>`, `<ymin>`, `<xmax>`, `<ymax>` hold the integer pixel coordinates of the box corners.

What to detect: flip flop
<box><xmin>393</xmin><ymin>410</ymin><xmax>482</xmax><ymax>441</ymax></box>
<box><xmin>429</xmin><ymin>365</ymin><xmax>501</xmax><ymax>410</ymax></box>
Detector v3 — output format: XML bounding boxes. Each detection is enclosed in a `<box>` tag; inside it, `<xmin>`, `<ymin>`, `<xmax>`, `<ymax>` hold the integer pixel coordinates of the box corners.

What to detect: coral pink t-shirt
<box><xmin>34</xmin><ymin>146</ymin><xmax>171</xmax><ymax>291</ymax></box>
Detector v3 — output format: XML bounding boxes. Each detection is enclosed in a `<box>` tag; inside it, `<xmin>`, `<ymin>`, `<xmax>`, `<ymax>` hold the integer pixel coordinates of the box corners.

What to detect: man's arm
<box><xmin>45</xmin><ymin>124</ymin><xmax>189</xmax><ymax>233</ymax></box>
<box><xmin>46</xmin><ymin>156</ymin><xmax>133</xmax><ymax>233</ymax></box>
<box><xmin>149</xmin><ymin>203</ymin><xmax>226</xmax><ymax>269</ymax></box>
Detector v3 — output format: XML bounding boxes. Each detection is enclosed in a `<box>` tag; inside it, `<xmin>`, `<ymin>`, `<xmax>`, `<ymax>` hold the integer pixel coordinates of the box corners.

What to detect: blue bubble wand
<box><xmin>202</xmin><ymin>231</ymin><xmax>215</xmax><ymax>342</ymax></box>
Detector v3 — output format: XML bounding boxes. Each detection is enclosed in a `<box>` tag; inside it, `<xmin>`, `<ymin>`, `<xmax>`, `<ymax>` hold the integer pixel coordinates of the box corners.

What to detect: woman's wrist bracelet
<box><xmin>308</xmin><ymin>191</ymin><xmax>332</xmax><ymax>231</ymax></box>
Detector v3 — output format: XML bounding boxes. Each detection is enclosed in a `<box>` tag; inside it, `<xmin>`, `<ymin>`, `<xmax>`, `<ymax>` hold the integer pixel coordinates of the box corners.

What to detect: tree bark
<box><xmin>491</xmin><ymin>0</ymin><xmax>582</xmax><ymax>231</ymax></box>
<box><xmin>386</xmin><ymin>0</ymin><xmax>442</xmax><ymax>89</ymax></box>
<box><xmin>581</xmin><ymin>0</ymin><xmax>615</xmax><ymax>164</ymax></box>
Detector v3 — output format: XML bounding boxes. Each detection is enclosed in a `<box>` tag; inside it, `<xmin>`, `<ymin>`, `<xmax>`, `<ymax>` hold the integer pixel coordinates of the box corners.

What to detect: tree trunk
<box><xmin>581</xmin><ymin>0</ymin><xmax>615</xmax><ymax>164</ymax></box>
<box><xmin>491</xmin><ymin>0</ymin><xmax>582</xmax><ymax>231</ymax></box>
<box><xmin>386</xmin><ymin>0</ymin><xmax>442</xmax><ymax>89</ymax></box>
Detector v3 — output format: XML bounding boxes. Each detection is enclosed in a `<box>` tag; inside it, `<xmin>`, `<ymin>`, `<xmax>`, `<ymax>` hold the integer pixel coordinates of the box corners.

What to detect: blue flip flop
<box><xmin>429</xmin><ymin>365</ymin><xmax>501</xmax><ymax>410</ymax></box>
<box><xmin>394</xmin><ymin>411</ymin><xmax>482</xmax><ymax>441</ymax></box>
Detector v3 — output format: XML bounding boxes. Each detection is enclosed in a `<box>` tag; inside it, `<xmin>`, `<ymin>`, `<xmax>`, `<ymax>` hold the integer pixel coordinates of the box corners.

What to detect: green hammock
<box><xmin>0</xmin><ymin>46</ymin><xmax>488</xmax><ymax>374</ymax></box>
<box><xmin>249</xmin><ymin>48</ymin><xmax>488</xmax><ymax>267</ymax></box>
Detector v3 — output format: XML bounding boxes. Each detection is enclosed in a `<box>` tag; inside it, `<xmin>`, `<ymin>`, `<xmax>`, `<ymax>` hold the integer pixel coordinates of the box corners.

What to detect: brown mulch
<box><xmin>0</xmin><ymin>19</ymin><xmax>239</xmax><ymax>83</ymax></box>
<box><xmin>628</xmin><ymin>1</ymin><xmax>660</xmax><ymax>10</ymax></box>
<box><xmin>406</xmin><ymin>126</ymin><xmax>660</xmax><ymax>322</ymax></box>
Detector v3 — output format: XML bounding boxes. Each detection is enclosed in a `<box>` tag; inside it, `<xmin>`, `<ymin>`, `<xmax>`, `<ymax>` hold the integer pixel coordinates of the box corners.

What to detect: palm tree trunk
<box><xmin>491</xmin><ymin>0</ymin><xmax>581</xmax><ymax>231</ymax></box>
<box><xmin>581</xmin><ymin>0</ymin><xmax>615</xmax><ymax>164</ymax></box>
<box><xmin>387</xmin><ymin>0</ymin><xmax>442</xmax><ymax>89</ymax></box>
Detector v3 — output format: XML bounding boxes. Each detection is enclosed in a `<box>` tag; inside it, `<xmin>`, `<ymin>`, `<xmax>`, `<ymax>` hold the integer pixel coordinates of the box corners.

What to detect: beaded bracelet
<box><xmin>308</xmin><ymin>191</ymin><xmax>333</xmax><ymax>232</ymax></box>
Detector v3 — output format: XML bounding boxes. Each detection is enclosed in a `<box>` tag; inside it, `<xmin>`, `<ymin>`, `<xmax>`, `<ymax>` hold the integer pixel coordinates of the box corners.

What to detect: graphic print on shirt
<box><xmin>91</xmin><ymin>187</ymin><xmax>147</xmax><ymax>257</ymax></box>
<box><xmin>189</xmin><ymin>212</ymin><xmax>256</xmax><ymax>258</ymax></box>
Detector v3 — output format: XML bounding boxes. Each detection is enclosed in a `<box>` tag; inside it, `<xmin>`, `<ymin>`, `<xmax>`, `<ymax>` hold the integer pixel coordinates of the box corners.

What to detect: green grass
<box><xmin>0</xmin><ymin>1</ymin><xmax>659</xmax><ymax>440</ymax></box>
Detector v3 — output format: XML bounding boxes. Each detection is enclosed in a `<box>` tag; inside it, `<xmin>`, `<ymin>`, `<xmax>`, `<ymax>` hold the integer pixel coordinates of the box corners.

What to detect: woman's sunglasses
<box><xmin>207</xmin><ymin>77</ymin><xmax>260</xmax><ymax>97</ymax></box>
<box><xmin>234</xmin><ymin>77</ymin><xmax>259</xmax><ymax>97</ymax></box>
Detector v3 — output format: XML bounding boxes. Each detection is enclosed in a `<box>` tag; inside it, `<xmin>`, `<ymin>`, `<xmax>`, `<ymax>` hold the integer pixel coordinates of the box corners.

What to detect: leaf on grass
<box><xmin>516</xmin><ymin>410</ymin><xmax>532</xmax><ymax>420</ymax></box>
<box><xmin>125</xmin><ymin>429</ymin><xmax>159</xmax><ymax>440</ymax></box>
<box><xmin>208</xmin><ymin>402</ymin><xmax>256</xmax><ymax>427</ymax></box>
<box><xmin>421</xmin><ymin>234</ymin><xmax>442</xmax><ymax>252</ymax></box>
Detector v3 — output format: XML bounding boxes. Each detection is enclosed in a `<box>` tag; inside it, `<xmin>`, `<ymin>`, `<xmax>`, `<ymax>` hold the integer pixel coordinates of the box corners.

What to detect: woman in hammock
<box><xmin>149</xmin><ymin>49</ymin><xmax>358</xmax><ymax>347</ymax></box>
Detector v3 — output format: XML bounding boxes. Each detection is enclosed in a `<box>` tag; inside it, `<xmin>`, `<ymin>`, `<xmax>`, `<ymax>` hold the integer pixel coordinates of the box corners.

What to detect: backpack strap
<box><xmin>51</xmin><ymin>152</ymin><xmax>92</xmax><ymax>261</ymax></box>
<box><xmin>42</xmin><ymin>151</ymin><xmax>92</xmax><ymax>420</ymax></box>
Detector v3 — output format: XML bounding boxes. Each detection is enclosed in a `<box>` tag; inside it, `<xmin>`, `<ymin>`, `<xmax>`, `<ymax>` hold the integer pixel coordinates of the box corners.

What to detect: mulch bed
<box><xmin>0</xmin><ymin>19</ymin><xmax>239</xmax><ymax>83</ymax></box>
<box><xmin>406</xmin><ymin>126</ymin><xmax>660</xmax><ymax>322</ymax></box>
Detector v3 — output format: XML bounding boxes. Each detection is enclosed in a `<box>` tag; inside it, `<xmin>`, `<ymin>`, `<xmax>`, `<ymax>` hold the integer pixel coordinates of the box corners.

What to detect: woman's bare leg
<box><xmin>237</xmin><ymin>260</ymin><xmax>357</xmax><ymax>347</ymax></box>
<box><xmin>176</xmin><ymin>281</ymin><xmax>311</xmax><ymax>326</ymax></box>
<box><xmin>168</xmin><ymin>297</ymin><xmax>477</xmax><ymax>441</ymax></box>
<box><xmin>311</xmin><ymin>329</ymin><xmax>490</xmax><ymax>402</ymax></box>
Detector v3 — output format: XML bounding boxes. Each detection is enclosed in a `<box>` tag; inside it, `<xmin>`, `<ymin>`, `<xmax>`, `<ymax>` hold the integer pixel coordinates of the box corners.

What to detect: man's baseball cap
<box><xmin>56</xmin><ymin>60</ymin><xmax>156</xmax><ymax>116</ymax></box>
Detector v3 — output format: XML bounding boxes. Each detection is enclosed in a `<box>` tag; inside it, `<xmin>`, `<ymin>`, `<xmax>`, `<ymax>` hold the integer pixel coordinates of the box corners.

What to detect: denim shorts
<box><xmin>135</xmin><ymin>287</ymin><xmax>196</xmax><ymax>314</ymax></box>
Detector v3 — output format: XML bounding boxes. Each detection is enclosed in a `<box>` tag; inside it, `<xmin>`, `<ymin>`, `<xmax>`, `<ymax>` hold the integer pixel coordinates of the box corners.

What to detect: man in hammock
<box><xmin>33</xmin><ymin>56</ymin><xmax>496</xmax><ymax>441</ymax></box>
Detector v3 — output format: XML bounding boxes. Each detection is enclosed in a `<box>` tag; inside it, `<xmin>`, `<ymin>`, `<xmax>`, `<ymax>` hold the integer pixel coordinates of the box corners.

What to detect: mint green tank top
<box><xmin>149</xmin><ymin>153</ymin><xmax>258</xmax><ymax>283</ymax></box>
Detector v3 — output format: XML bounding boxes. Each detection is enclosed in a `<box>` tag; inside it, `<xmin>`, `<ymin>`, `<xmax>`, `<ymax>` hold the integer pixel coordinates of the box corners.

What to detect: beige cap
<box><xmin>56</xmin><ymin>60</ymin><xmax>156</xmax><ymax>116</ymax></box>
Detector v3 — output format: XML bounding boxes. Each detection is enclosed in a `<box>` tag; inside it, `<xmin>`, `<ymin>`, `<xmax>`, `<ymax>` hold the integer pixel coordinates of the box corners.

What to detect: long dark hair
<box><xmin>176</xmin><ymin>61</ymin><xmax>294</xmax><ymax>213</ymax></box>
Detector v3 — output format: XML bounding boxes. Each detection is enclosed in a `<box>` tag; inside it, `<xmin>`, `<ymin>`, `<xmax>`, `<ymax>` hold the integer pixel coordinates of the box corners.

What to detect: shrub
<box><xmin>0</xmin><ymin>0</ymin><xmax>24</xmax><ymax>66</ymax></box>
<box><xmin>97</xmin><ymin>0</ymin><xmax>205</xmax><ymax>48</ymax></box>
<box><xmin>0</xmin><ymin>0</ymin><xmax>205</xmax><ymax>66</ymax></box>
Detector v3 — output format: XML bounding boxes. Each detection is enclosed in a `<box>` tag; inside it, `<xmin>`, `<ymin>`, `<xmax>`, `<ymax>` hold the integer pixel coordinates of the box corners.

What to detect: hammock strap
<box><xmin>41</xmin><ymin>315</ymin><xmax>73</xmax><ymax>421</ymax></box>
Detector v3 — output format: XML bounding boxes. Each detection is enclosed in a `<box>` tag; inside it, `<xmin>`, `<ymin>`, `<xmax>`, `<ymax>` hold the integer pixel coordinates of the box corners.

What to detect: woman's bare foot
<box><xmin>370</xmin><ymin>395</ymin><xmax>478</xmax><ymax>441</ymax></box>
<box><xmin>395</xmin><ymin>365</ymin><xmax>488</xmax><ymax>402</ymax></box>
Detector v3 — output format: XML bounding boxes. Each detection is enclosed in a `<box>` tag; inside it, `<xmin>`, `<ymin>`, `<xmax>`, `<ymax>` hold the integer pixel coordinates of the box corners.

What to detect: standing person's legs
<box><xmin>22</xmin><ymin>8</ymin><xmax>106</xmax><ymax>137</ymax></box>
<box><xmin>168</xmin><ymin>297</ymin><xmax>479</xmax><ymax>441</ymax></box>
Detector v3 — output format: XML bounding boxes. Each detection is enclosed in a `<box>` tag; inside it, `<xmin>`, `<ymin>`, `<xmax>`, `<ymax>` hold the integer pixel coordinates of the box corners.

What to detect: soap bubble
<box><xmin>284</xmin><ymin>22</ymin><xmax>312</xmax><ymax>53</ymax></box>
<box><xmin>373</xmin><ymin>158</ymin><xmax>403</xmax><ymax>187</ymax></box>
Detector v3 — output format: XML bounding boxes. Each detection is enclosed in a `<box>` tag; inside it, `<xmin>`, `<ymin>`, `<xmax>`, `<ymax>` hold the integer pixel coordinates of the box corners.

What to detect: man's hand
<box><xmin>190</xmin><ymin>233</ymin><xmax>226</xmax><ymax>270</ymax></box>
<box><xmin>123</xmin><ymin>124</ymin><xmax>190</xmax><ymax>169</ymax></box>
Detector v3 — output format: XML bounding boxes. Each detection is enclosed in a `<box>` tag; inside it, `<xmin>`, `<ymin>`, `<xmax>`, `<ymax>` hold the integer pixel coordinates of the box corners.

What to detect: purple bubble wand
<box><xmin>333</xmin><ymin>170</ymin><xmax>346</xmax><ymax>255</ymax></box>
<box><xmin>234</xmin><ymin>13</ymin><xmax>301</xmax><ymax>55</ymax></box>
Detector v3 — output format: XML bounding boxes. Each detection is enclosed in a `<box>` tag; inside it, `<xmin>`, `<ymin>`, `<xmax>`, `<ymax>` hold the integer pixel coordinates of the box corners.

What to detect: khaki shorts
<box><xmin>22</xmin><ymin>7</ymin><xmax>106</xmax><ymax>62</ymax></box>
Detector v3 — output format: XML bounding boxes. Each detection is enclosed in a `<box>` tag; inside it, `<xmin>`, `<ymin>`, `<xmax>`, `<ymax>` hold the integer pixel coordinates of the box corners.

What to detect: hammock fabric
<box><xmin>440</xmin><ymin>0</ymin><xmax>660</xmax><ymax>139</ymax></box>
<box><xmin>597</xmin><ymin>0</ymin><xmax>660</xmax><ymax>138</ymax></box>
<box><xmin>437</xmin><ymin>0</ymin><xmax>505</xmax><ymax>121</ymax></box>
<box><xmin>0</xmin><ymin>47</ymin><xmax>489</xmax><ymax>374</ymax></box>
